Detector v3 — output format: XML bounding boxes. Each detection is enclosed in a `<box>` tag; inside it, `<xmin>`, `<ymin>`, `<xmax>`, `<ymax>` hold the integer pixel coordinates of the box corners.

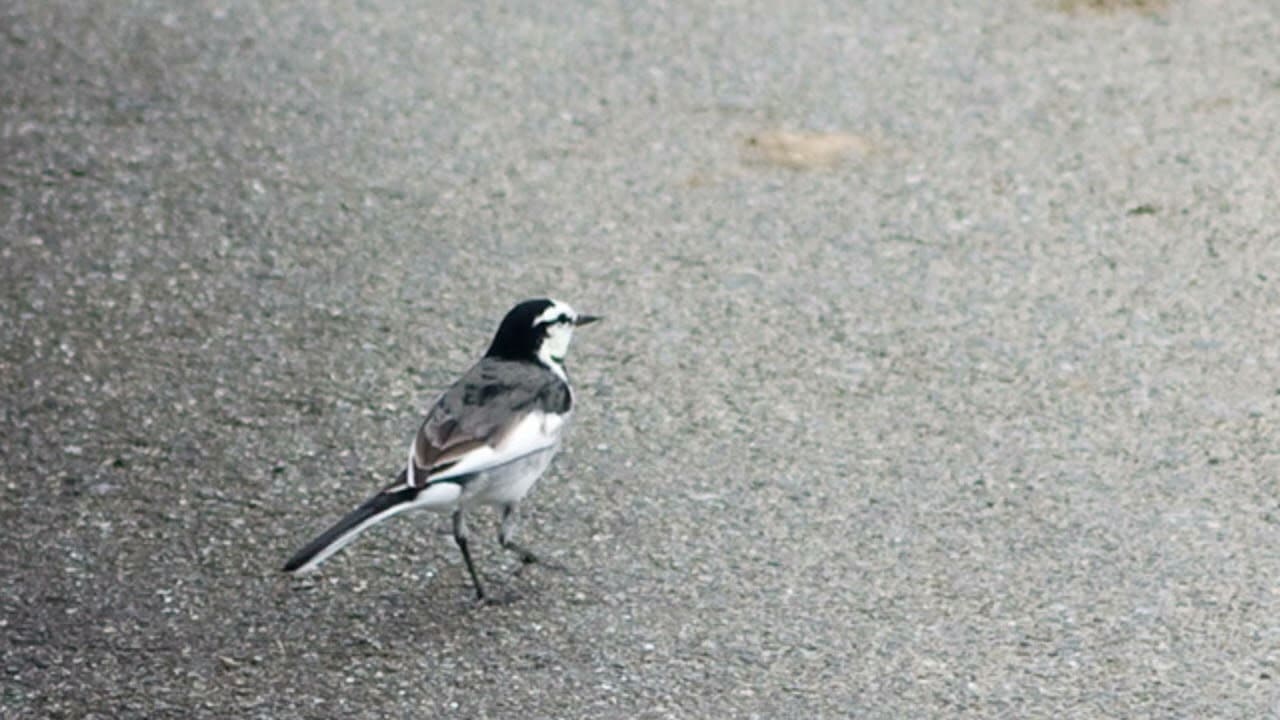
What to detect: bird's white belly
<box><xmin>470</xmin><ymin>443</ymin><xmax>560</xmax><ymax>506</ymax></box>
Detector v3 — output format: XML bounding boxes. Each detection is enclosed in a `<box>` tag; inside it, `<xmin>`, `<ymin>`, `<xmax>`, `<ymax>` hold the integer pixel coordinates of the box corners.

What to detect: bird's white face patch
<box><xmin>532</xmin><ymin>300</ymin><xmax>577</xmax><ymax>327</ymax></box>
<box><xmin>533</xmin><ymin>300</ymin><xmax>577</xmax><ymax>374</ymax></box>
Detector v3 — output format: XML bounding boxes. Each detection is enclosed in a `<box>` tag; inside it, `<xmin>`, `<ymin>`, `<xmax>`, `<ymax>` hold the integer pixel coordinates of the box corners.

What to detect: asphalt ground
<box><xmin>3</xmin><ymin>1</ymin><xmax>1280</xmax><ymax>717</ymax></box>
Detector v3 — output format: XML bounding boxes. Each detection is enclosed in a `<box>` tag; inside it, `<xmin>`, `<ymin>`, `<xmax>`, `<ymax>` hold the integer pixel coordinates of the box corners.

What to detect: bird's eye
<box><xmin>557</xmin><ymin>314</ymin><xmax>570</xmax><ymax>324</ymax></box>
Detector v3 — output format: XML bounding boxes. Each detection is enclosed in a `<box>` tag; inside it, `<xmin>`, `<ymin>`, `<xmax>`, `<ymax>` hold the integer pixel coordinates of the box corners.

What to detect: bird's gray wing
<box><xmin>408</xmin><ymin>359</ymin><xmax>570</xmax><ymax>487</ymax></box>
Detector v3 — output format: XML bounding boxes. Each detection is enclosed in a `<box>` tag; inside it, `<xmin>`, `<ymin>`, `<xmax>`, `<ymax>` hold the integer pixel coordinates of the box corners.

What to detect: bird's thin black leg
<box><xmin>453</xmin><ymin>509</ymin><xmax>485</xmax><ymax>601</ymax></box>
<box><xmin>500</xmin><ymin>505</ymin><xmax>567</xmax><ymax>572</ymax></box>
<box><xmin>499</xmin><ymin>505</ymin><xmax>540</xmax><ymax>564</ymax></box>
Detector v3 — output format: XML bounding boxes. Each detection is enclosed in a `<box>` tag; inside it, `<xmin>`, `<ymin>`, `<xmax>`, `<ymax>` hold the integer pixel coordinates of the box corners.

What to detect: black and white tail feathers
<box><xmin>282</xmin><ymin>483</ymin><xmax>421</xmax><ymax>574</ymax></box>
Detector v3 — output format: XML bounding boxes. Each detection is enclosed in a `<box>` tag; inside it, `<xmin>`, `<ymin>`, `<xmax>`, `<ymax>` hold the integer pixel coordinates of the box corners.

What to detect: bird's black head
<box><xmin>484</xmin><ymin>298</ymin><xmax>600</xmax><ymax>366</ymax></box>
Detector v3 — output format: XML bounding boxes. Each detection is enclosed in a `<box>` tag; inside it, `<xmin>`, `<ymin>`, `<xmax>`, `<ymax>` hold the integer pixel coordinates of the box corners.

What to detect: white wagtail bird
<box><xmin>282</xmin><ymin>298</ymin><xmax>599</xmax><ymax>603</ymax></box>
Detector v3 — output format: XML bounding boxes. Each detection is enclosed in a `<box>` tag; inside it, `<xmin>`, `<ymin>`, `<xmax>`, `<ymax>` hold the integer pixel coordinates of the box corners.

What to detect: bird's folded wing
<box><xmin>416</xmin><ymin>410</ymin><xmax>561</xmax><ymax>485</ymax></box>
<box><xmin>406</xmin><ymin>359</ymin><xmax>570</xmax><ymax>488</ymax></box>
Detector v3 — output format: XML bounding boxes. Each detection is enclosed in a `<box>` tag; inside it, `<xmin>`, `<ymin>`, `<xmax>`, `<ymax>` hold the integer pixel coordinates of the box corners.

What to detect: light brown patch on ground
<box><xmin>1057</xmin><ymin>0</ymin><xmax>1168</xmax><ymax>13</ymax></box>
<box><xmin>742</xmin><ymin>130</ymin><xmax>872</xmax><ymax>170</ymax></box>
<box><xmin>1189</xmin><ymin>96</ymin><xmax>1234</xmax><ymax>113</ymax></box>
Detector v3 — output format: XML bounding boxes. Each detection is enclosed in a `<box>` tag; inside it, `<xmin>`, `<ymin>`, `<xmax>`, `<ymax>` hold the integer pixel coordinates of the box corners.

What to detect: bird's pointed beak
<box><xmin>575</xmin><ymin>314</ymin><xmax>602</xmax><ymax>327</ymax></box>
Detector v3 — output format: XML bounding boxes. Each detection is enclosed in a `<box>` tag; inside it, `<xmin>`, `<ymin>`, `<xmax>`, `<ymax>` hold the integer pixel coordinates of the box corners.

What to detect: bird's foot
<box><xmin>471</xmin><ymin>588</ymin><xmax>520</xmax><ymax>608</ymax></box>
<box><xmin>503</xmin><ymin>541</ymin><xmax>569</xmax><ymax>573</ymax></box>
<box><xmin>512</xmin><ymin>553</ymin><xmax>569</xmax><ymax>576</ymax></box>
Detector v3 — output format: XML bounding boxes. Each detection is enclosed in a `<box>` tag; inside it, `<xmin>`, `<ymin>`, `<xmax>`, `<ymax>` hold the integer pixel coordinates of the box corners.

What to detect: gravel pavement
<box><xmin>3</xmin><ymin>1</ymin><xmax>1280</xmax><ymax>717</ymax></box>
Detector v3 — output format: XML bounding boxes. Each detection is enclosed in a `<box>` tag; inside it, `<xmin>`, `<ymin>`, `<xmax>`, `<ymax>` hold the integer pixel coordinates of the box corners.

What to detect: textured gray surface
<box><xmin>3</xmin><ymin>1</ymin><xmax>1280</xmax><ymax>717</ymax></box>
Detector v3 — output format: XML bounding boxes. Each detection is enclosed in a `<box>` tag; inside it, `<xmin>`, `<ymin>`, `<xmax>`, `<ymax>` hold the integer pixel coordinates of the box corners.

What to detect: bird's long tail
<box><xmin>282</xmin><ymin>483</ymin><xmax>423</xmax><ymax>574</ymax></box>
